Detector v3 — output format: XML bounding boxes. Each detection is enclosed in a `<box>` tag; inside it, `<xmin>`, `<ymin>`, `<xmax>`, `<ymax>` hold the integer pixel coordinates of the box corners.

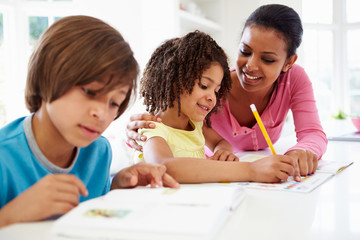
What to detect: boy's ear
<box><xmin>282</xmin><ymin>54</ymin><xmax>298</xmax><ymax>72</ymax></box>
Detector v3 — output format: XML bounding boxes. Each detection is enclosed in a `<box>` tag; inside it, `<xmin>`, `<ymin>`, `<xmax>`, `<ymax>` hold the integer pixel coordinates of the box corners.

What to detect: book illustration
<box><xmin>317</xmin><ymin>159</ymin><xmax>353</xmax><ymax>174</ymax></box>
<box><xmin>239</xmin><ymin>154</ymin><xmax>266</xmax><ymax>162</ymax></box>
<box><xmin>162</xmin><ymin>187</ymin><xmax>178</xmax><ymax>195</ymax></box>
<box><xmin>84</xmin><ymin>209</ymin><xmax>131</xmax><ymax>219</ymax></box>
<box><xmin>236</xmin><ymin>173</ymin><xmax>331</xmax><ymax>193</ymax></box>
<box><xmin>236</xmin><ymin>154</ymin><xmax>353</xmax><ymax>193</ymax></box>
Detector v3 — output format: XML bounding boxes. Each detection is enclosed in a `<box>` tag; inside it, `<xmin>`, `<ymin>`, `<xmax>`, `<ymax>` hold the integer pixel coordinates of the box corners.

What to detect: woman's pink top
<box><xmin>210</xmin><ymin>64</ymin><xmax>327</xmax><ymax>158</ymax></box>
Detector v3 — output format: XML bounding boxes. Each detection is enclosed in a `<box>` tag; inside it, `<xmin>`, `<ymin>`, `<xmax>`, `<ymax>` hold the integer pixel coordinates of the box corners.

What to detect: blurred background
<box><xmin>0</xmin><ymin>0</ymin><xmax>359</xmax><ymax>170</ymax></box>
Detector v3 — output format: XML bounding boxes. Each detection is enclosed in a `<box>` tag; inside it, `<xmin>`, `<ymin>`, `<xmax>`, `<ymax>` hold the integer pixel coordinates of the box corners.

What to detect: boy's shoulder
<box><xmin>89</xmin><ymin>135</ymin><xmax>111</xmax><ymax>148</ymax></box>
<box><xmin>0</xmin><ymin>116</ymin><xmax>27</xmax><ymax>146</ymax></box>
<box><xmin>82</xmin><ymin>135</ymin><xmax>112</xmax><ymax>156</ymax></box>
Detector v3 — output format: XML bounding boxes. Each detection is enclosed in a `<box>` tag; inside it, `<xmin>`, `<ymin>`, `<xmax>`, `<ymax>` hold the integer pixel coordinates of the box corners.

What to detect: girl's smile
<box><xmin>179</xmin><ymin>62</ymin><xmax>223</xmax><ymax>123</ymax></box>
<box><xmin>197</xmin><ymin>103</ymin><xmax>211</xmax><ymax>113</ymax></box>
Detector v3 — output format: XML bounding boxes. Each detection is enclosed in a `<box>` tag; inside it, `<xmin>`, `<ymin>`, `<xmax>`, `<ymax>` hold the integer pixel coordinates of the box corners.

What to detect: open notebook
<box><xmin>237</xmin><ymin>155</ymin><xmax>353</xmax><ymax>193</ymax></box>
<box><xmin>52</xmin><ymin>184</ymin><xmax>245</xmax><ymax>240</ymax></box>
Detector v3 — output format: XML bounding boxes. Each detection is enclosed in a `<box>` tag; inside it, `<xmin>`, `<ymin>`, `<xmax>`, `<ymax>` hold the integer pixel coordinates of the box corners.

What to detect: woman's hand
<box><xmin>125</xmin><ymin>113</ymin><xmax>161</xmax><ymax>151</ymax></box>
<box><xmin>208</xmin><ymin>150</ymin><xmax>239</xmax><ymax>161</ymax></box>
<box><xmin>285</xmin><ymin>149</ymin><xmax>318</xmax><ymax>176</ymax></box>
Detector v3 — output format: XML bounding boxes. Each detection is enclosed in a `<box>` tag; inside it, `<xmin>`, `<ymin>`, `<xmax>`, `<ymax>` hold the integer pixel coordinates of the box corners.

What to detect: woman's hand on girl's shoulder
<box><xmin>125</xmin><ymin>113</ymin><xmax>162</xmax><ymax>151</ymax></box>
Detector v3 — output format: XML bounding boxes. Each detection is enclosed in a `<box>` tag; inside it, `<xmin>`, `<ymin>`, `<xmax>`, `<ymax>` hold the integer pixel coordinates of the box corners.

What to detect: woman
<box><xmin>126</xmin><ymin>4</ymin><xmax>327</xmax><ymax>177</ymax></box>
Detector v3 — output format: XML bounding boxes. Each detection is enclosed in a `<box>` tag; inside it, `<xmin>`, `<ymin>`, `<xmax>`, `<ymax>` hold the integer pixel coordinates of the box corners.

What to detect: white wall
<box><xmin>219</xmin><ymin>0</ymin><xmax>302</xmax><ymax>67</ymax></box>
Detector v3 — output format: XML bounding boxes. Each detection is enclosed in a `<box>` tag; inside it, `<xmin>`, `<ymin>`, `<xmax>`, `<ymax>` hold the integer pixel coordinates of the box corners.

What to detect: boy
<box><xmin>0</xmin><ymin>15</ymin><xmax>178</xmax><ymax>228</ymax></box>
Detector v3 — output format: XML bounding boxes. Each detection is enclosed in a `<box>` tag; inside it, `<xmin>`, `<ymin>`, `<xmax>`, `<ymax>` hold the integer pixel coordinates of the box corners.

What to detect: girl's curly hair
<box><xmin>140</xmin><ymin>30</ymin><xmax>231</xmax><ymax>126</ymax></box>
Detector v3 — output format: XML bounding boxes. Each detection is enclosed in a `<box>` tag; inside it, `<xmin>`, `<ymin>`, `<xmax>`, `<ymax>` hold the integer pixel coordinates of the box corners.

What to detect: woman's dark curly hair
<box><xmin>140</xmin><ymin>30</ymin><xmax>231</xmax><ymax>126</ymax></box>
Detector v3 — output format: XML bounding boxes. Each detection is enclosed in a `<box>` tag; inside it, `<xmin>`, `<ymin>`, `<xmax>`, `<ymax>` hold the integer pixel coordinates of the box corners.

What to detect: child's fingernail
<box><xmin>157</xmin><ymin>117</ymin><xmax>162</xmax><ymax>122</ymax></box>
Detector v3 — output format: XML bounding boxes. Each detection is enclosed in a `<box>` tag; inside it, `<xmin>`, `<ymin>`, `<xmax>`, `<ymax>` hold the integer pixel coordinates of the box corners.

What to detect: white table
<box><xmin>0</xmin><ymin>138</ymin><xmax>359</xmax><ymax>240</ymax></box>
<box><xmin>219</xmin><ymin>138</ymin><xmax>360</xmax><ymax>240</ymax></box>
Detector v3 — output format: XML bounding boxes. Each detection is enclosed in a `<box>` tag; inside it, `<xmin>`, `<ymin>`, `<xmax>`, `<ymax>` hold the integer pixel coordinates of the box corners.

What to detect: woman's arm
<box><xmin>288</xmin><ymin>67</ymin><xmax>327</xmax><ymax>157</ymax></box>
<box><xmin>286</xmin><ymin>66</ymin><xmax>328</xmax><ymax>175</ymax></box>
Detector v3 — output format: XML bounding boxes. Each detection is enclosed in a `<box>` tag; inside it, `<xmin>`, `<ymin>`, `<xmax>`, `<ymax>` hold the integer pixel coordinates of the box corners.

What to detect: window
<box><xmin>302</xmin><ymin>0</ymin><xmax>360</xmax><ymax>118</ymax></box>
<box><xmin>0</xmin><ymin>0</ymin><xmax>71</xmax><ymax>126</ymax></box>
<box><xmin>29</xmin><ymin>16</ymin><xmax>48</xmax><ymax>45</ymax></box>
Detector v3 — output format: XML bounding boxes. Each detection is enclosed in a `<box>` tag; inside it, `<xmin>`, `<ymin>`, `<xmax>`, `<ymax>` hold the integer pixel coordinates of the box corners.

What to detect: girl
<box><xmin>135</xmin><ymin>31</ymin><xmax>298</xmax><ymax>183</ymax></box>
<box><xmin>127</xmin><ymin>4</ymin><xmax>326</xmax><ymax>178</ymax></box>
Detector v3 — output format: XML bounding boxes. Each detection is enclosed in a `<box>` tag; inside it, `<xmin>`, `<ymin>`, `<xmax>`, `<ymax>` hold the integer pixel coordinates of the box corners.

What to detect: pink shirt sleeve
<box><xmin>282</xmin><ymin>65</ymin><xmax>328</xmax><ymax>158</ymax></box>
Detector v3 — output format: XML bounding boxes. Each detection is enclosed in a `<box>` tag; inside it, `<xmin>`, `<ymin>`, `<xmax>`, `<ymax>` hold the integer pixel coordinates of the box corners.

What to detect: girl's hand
<box><xmin>0</xmin><ymin>174</ymin><xmax>88</xmax><ymax>227</ymax></box>
<box><xmin>285</xmin><ymin>149</ymin><xmax>318</xmax><ymax>176</ymax></box>
<box><xmin>111</xmin><ymin>162</ymin><xmax>180</xmax><ymax>189</ymax></box>
<box><xmin>125</xmin><ymin>113</ymin><xmax>161</xmax><ymax>151</ymax></box>
<box><xmin>208</xmin><ymin>150</ymin><xmax>239</xmax><ymax>162</ymax></box>
<box><xmin>249</xmin><ymin>155</ymin><xmax>300</xmax><ymax>183</ymax></box>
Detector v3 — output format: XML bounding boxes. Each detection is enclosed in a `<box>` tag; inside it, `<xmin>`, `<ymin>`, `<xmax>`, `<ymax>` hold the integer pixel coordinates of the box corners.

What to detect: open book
<box><xmin>52</xmin><ymin>184</ymin><xmax>245</xmax><ymax>240</ymax></box>
<box><xmin>238</xmin><ymin>155</ymin><xmax>353</xmax><ymax>193</ymax></box>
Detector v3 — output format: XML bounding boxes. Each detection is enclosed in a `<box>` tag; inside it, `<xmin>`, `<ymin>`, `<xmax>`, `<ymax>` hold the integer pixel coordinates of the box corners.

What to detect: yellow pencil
<box><xmin>250</xmin><ymin>104</ymin><xmax>277</xmax><ymax>155</ymax></box>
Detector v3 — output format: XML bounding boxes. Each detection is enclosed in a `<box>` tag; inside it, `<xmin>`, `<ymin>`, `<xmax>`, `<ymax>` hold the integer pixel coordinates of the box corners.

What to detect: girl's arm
<box><xmin>142</xmin><ymin>136</ymin><xmax>297</xmax><ymax>183</ymax></box>
<box><xmin>202</xmin><ymin>124</ymin><xmax>238</xmax><ymax>161</ymax></box>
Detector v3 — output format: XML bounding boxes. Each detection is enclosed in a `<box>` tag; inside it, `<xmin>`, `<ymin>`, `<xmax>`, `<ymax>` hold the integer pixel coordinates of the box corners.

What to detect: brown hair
<box><xmin>140</xmin><ymin>30</ymin><xmax>231</xmax><ymax>126</ymax></box>
<box><xmin>25</xmin><ymin>15</ymin><xmax>139</xmax><ymax>119</ymax></box>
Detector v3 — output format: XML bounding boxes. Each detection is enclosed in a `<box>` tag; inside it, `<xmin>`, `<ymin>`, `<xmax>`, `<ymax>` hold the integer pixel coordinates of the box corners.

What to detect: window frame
<box><xmin>302</xmin><ymin>0</ymin><xmax>360</xmax><ymax>117</ymax></box>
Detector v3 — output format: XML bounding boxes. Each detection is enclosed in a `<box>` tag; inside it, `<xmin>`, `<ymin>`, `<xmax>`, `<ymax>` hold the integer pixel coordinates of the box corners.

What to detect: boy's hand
<box><xmin>125</xmin><ymin>113</ymin><xmax>161</xmax><ymax>152</ymax></box>
<box><xmin>0</xmin><ymin>174</ymin><xmax>88</xmax><ymax>228</ymax></box>
<box><xmin>208</xmin><ymin>150</ymin><xmax>239</xmax><ymax>162</ymax></box>
<box><xmin>285</xmin><ymin>149</ymin><xmax>318</xmax><ymax>176</ymax></box>
<box><xmin>249</xmin><ymin>155</ymin><xmax>300</xmax><ymax>183</ymax></box>
<box><xmin>111</xmin><ymin>162</ymin><xmax>180</xmax><ymax>189</ymax></box>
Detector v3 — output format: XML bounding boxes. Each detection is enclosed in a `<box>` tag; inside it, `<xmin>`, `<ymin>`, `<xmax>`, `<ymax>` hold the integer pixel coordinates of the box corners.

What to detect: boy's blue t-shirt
<box><xmin>0</xmin><ymin>116</ymin><xmax>112</xmax><ymax>209</ymax></box>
